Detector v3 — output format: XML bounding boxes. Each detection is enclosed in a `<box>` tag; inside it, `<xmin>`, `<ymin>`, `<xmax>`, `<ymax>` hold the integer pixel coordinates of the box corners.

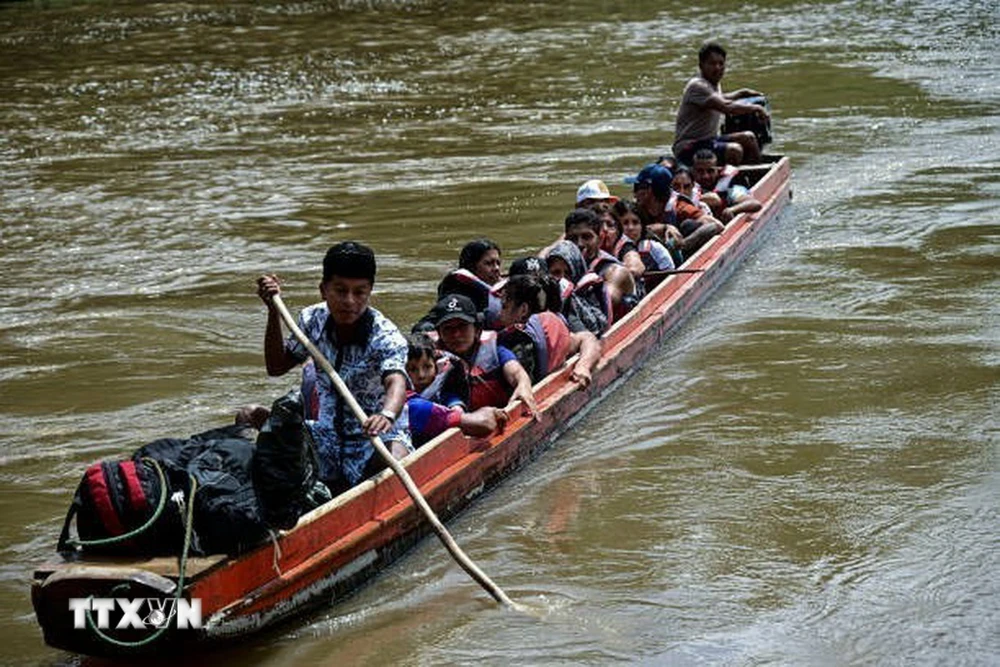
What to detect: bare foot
<box><xmin>235</xmin><ymin>404</ymin><xmax>271</xmax><ymax>430</ymax></box>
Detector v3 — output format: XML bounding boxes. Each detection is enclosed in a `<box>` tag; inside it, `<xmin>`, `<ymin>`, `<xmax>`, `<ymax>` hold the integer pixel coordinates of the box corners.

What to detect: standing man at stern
<box><xmin>672</xmin><ymin>41</ymin><xmax>769</xmax><ymax>166</ymax></box>
<box><xmin>257</xmin><ymin>241</ymin><xmax>411</xmax><ymax>495</ymax></box>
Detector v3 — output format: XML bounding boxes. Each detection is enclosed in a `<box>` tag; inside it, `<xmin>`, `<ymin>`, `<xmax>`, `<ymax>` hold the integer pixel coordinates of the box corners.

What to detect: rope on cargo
<box><xmin>268</xmin><ymin>529</ymin><xmax>283</xmax><ymax>576</ymax></box>
<box><xmin>84</xmin><ymin>474</ymin><xmax>198</xmax><ymax>648</ymax></box>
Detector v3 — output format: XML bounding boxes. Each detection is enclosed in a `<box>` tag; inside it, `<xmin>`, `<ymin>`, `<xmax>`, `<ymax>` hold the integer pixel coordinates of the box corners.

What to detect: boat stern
<box><xmin>32</xmin><ymin>562</ymin><xmax>197</xmax><ymax>657</ymax></box>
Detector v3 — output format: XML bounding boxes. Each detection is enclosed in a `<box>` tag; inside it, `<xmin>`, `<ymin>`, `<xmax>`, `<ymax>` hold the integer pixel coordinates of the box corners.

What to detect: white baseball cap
<box><xmin>575</xmin><ymin>179</ymin><xmax>619</xmax><ymax>205</ymax></box>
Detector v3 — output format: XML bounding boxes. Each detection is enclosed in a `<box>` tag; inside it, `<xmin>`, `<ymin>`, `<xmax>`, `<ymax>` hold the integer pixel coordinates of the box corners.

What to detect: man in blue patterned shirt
<box><xmin>257</xmin><ymin>242</ymin><xmax>411</xmax><ymax>494</ymax></box>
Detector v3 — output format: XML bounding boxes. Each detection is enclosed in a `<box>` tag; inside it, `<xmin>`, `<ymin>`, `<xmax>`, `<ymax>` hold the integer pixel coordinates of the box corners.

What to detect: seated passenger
<box><xmin>504</xmin><ymin>255</ymin><xmax>607</xmax><ymax>342</ymax></box>
<box><xmin>613</xmin><ymin>200</ymin><xmax>677</xmax><ymax>291</ymax></box>
<box><xmin>575</xmin><ymin>178</ymin><xmax>619</xmax><ymax>209</ymax></box>
<box><xmin>412</xmin><ymin>238</ymin><xmax>504</xmax><ymax>333</ymax></box>
<box><xmin>593</xmin><ymin>202</ymin><xmax>646</xmax><ymax>288</ymax></box>
<box><xmin>667</xmin><ymin>166</ymin><xmax>710</xmax><ymax>225</ymax></box>
<box><xmin>431</xmin><ymin>293</ymin><xmax>537</xmax><ymax>416</ymax></box>
<box><xmin>667</xmin><ymin>165</ymin><xmax>724</xmax><ymax>256</ymax></box>
<box><xmin>563</xmin><ymin>207</ymin><xmax>638</xmax><ymax>320</ymax></box>
<box><xmin>626</xmin><ymin>162</ymin><xmax>723</xmax><ymax>261</ymax></box>
<box><xmin>458</xmin><ymin>238</ymin><xmax>503</xmax><ymax>286</ymax></box>
<box><xmin>692</xmin><ymin>148</ymin><xmax>762</xmax><ymax>223</ymax></box>
<box><xmin>494</xmin><ymin>274</ymin><xmax>601</xmax><ymax>389</ymax></box>
<box><xmin>403</xmin><ymin>333</ymin><xmax>508</xmax><ymax>447</ymax></box>
<box><xmin>537</xmin><ymin>181</ymin><xmax>622</xmax><ymax>261</ymax></box>
<box><xmin>625</xmin><ymin>162</ymin><xmax>685</xmax><ymax>253</ymax></box>
<box><xmin>544</xmin><ymin>240</ymin><xmax>612</xmax><ymax>336</ymax></box>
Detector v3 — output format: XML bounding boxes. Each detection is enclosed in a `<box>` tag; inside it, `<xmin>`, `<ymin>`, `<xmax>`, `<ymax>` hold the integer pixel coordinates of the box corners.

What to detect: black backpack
<box><xmin>252</xmin><ymin>390</ymin><xmax>332</xmax><ymax>530</ymax></box>
<box><xmin>721</xmin><ymin>94</ymin><xmax>773</xmax><ymax>148</ymax></box>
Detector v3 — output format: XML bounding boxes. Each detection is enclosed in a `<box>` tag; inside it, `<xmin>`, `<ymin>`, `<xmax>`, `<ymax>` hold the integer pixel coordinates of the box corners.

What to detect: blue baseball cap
<box><xmin>624</xmin><ymin>163</ymin><xmax>673</xmax><ymax>199</ymax></box>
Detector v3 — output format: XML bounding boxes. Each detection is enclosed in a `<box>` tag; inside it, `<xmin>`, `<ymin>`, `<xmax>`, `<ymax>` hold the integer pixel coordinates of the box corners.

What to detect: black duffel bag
<box><xmin>138</xmin><ymin>425</ymin><xmax>270</xmax><ymax>556</ymax></box>
<box><xmin>59</xmin><ymin>425</ymin><xmax>269</xmax><ymax>557</ymax></box>
<box><xmin>58</xmin><ymin>391</ymin><xmax>332</xmax><ymax>557</ymax></box>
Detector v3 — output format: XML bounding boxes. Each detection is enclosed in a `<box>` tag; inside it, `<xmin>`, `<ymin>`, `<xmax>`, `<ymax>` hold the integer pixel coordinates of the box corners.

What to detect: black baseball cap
<box><xmin>431</xmin><ymin>293</ymin><xmax>479</xmax><ymax>326</ymax></box>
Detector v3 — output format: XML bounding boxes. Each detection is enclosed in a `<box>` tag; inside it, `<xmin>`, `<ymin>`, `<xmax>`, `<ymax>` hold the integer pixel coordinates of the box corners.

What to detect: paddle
<box><xmin>269</xmin><ymin>294</ymin><xmax>519</xmax><ymax>610</ymax></box>
<box><xmin>642</xmin><ymin>268</ymin><xmax>705</xmax><ymax>278</ymax></box>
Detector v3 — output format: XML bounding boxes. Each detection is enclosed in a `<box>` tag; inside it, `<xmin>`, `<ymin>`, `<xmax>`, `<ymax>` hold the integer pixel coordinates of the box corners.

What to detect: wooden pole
<box><xmin>270</xmin><ymin>295</ymin><xmax>518</xmax><ymax>609</ymax></box>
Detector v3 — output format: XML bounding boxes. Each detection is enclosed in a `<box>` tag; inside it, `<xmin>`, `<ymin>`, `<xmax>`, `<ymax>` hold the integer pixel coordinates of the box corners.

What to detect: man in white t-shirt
<box><xmin>672</xmin><ymin>41</ymin><xmax>769</xmax><ymax>166</ymax></box>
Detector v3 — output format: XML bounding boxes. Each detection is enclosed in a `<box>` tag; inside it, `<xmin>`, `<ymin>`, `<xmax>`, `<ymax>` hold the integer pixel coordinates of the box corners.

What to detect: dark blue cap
<box><xmin>624</xmin><ymin>163</ymin><xmax>673</xmax><ymax>199</ymax></box>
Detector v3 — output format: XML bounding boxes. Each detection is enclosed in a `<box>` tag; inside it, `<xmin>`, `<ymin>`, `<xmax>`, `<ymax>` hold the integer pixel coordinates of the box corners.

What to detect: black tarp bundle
<box><xmin>58</xmin><ymin>390</ymin><xmax>331</xmax><ymax>557</ymax></box>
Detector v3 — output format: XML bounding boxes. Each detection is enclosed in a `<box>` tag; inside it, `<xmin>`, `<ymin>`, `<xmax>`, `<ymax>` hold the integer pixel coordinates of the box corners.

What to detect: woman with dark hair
<box><xmin>458</xmin><ymin>238</ymin><xmax>502</xmax><ymax>285</ymax></box>
<box><xmin>593</xmin><ymin>201</ymin><xmax>646</xmax><ymax>289</ymax></box>
<box><xmin>495</xmin><ymin>275</ymin><xmax>600</xmax><ymax>389</ymax></box>
<box><xmin>666</xmin><ymin>166</ymin><xmax>713</xmax><ymax>231</ymax></box>
<box><xmin>613</xmin><ymin>199</ymin><xmax>677</xmax><ymax>292</ymax></box>
<box><xmin>412</xmin><ymin>239</ymin><xmax>504</xmax><ymax>333</ymax></box>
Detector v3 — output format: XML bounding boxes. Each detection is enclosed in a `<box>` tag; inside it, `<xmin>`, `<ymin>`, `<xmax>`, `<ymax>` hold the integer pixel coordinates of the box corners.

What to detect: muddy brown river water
<box><xmin>1</xmin><ymin>1</ymin><xmax>997</xmax><ymax>664</ymax></box>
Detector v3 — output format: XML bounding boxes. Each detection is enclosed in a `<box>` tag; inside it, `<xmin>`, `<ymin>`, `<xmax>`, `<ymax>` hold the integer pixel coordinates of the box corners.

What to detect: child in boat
<box><xmin>405</xmin><ymin>332</ymin><xmax>440</xmax><ymax>395</ymax></box>
<box><xmin>403</xmin><ymin>333</ymin><xmax>508</xmax><ymax>446</ymax></box>
<box><xmin>613</xmin><ymin>199</ymin><xmax>677</xmax><ymax>291</ymax></box>
<box><xmin>592</xmin><ymin>201</ymin><xmax>646</xmax><ymax>289</ymax></box>
<box><xmin>562</xmin><ymin>207</ymin><xmax>638</xmax><ymax>321</ymax></box>
<box><xmin>495</xmin><ymin>274</ymin><xmax>600</xmax><ymax>389</ymax></box>
<box><xmin>431</xmin><ymin>293</ymin><xmax>538</xmax><ymax>416</ymax></box>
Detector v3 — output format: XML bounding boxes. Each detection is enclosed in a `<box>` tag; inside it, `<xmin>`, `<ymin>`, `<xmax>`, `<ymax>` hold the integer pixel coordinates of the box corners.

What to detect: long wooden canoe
<box><xmin>32</xmin><ymin>156</ymin><xmax>792</xmax><ymax>657</ymax></box>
